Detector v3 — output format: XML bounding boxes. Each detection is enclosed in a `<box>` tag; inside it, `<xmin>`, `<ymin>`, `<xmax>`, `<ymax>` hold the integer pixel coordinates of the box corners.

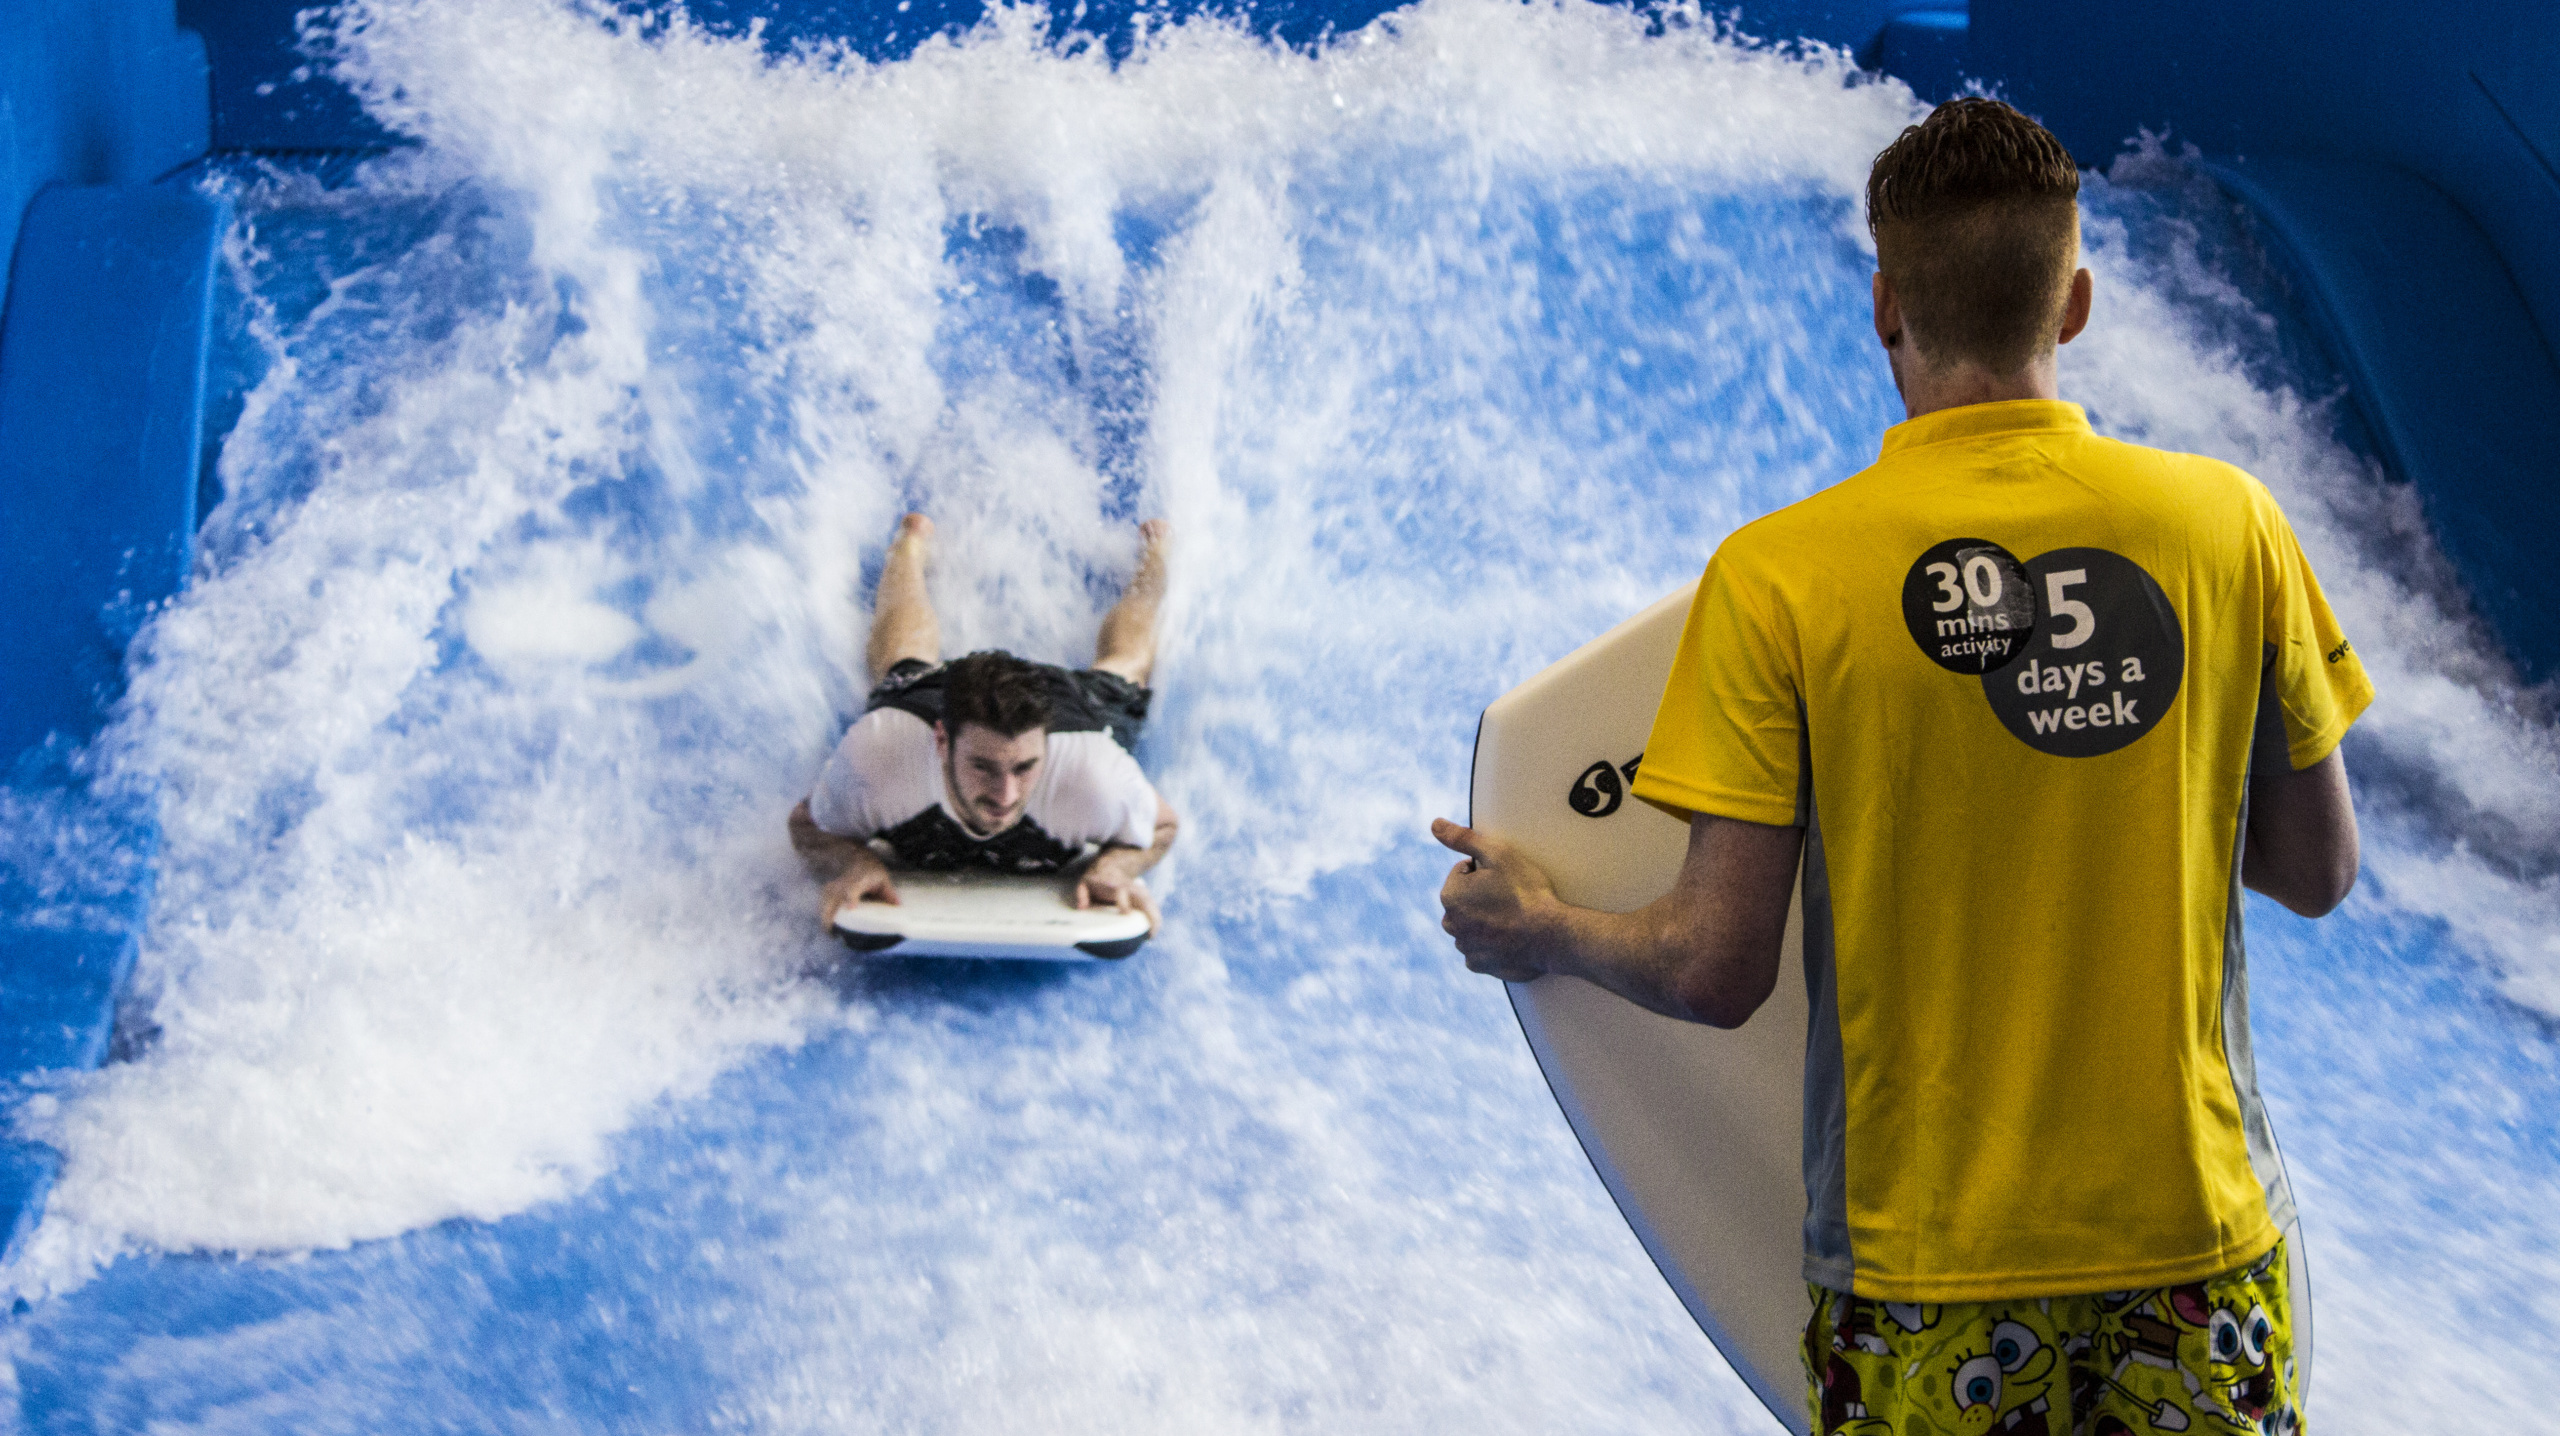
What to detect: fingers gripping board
<box><xmin>833</xmin><ymin>867</ymin><xmax>1151</xmax><ymax>961</ymax></box>
<box><xmin>1467</xmin><ymin>582</ymin><xmax>2312</xmax><ymax>1432</ymax></box>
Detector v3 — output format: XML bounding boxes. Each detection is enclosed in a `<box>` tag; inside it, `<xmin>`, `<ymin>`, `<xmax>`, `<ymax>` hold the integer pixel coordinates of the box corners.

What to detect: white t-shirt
<box><xmin>807</xmin><ymin>708</ymin><xmax>1158</xmax><ymax>865</ymax></box>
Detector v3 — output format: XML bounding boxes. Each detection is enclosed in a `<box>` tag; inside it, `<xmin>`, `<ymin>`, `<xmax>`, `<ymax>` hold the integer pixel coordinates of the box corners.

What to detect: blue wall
<box><xmin>174</xmin><ymin>0</ymin><xmax>394</xmax><ymax>151</ymax></box>
<box><xmin>0</xmin><ymin>1</ymin><xmax>208</xmax><ymax>293</ymax></box>
<box><xmin>0</xmin><ymin>0</ymin><xmax>223</xmax><ymax>1261</ymax></box>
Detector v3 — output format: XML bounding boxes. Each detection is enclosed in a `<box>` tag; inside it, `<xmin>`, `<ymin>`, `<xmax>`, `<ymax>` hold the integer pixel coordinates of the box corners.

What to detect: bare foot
<box><xmin>866</xmin><ymin>513</ymin><xmax>941</xmax><ymax>681</ymax></box>
<box><xmin>1095</xmin><ymin>519</ymin><xmax>1171</xmax><ymax>685</ymax></box>
<box><xmin>1130</xmin><ymin>518</ymin><xmax>1171</xmax><ymax>598</ymax></box>
<box><xmin>889</xmin><ymin>512</ymin><xmax>935</xmax><ymax>563</ymax></box>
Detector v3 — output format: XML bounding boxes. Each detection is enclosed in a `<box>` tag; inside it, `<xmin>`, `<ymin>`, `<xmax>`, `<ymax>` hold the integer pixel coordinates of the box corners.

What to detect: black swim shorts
<box><xmin>864</xmin><ymin>654</ymin><xmax>1152</xmax><ymax>754</ymax></box>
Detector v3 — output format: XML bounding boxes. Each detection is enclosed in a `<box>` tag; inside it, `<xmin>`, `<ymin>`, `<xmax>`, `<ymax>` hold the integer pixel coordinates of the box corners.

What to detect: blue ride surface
<box><xmin>1</xmin><ymin>1</ymin><xmax>2555</xmax><ymax>1430</ymax></box>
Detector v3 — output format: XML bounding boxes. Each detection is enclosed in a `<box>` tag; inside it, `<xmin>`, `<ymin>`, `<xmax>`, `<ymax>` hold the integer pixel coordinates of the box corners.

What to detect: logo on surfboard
<box><xmin>1569</xmin><ymin>755</ymin><xmax>1642</xmax><ymax>818</ymax></box>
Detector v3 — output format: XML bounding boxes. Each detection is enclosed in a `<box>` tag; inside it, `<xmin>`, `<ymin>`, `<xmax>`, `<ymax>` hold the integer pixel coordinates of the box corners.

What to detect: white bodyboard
<box><xmin>1469</xmin><ymin>582</ymin><xmax>2310</xmax><ymax>1432</ymax></box>
<box><xmin>833</xmin><ymin>866</ymin><xmax>1151</xmax><ymax>962</ymax></box>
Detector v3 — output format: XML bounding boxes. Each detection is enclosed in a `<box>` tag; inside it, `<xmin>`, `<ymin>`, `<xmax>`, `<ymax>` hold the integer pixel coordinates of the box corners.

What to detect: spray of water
<box><xmin>1</xmin><ymin>1</ymin><xmax>2550</xmax><ymax>1428</ymax></box>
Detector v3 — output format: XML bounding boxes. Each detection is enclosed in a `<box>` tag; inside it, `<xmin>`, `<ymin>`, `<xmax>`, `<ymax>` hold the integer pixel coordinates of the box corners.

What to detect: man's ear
<box><xmin>1872</xmin><ymin>270</ymin><xmax>1904</xmax><ymax>351</ymax></box>
<box><xmin>2056</xmin><ymin>267</ymin><xmax>2094</xmax><ymax>346</ymax></box>
<box><xmin>932</xmin><ymin>720</ymin><xmax>948</xmax><ymax>760</ymax></box>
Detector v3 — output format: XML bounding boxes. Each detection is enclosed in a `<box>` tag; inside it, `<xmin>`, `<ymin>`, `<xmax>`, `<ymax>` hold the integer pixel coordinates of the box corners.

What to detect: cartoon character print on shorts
<box><xmin>2078</xmin><ymin>1242</ymin><xmax>2303</xmax><ymax>1436</ymax></box>
<box><xmin>1802</xmin><ymin>1287</ymin><xmax>2063</xmax><ymax>1435</ymax></box>
<box><xmin>1803</xmin><ymin>1239</ymin><xmax>2302</xmax><ymax>1436</ymax></box>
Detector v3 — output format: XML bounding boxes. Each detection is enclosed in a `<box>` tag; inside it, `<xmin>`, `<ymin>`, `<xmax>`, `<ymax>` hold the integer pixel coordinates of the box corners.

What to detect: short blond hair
<box><xmin>1867</xmin><ymin>99</ymin><xmax>2082</xmax><ymax>375</ymax></box>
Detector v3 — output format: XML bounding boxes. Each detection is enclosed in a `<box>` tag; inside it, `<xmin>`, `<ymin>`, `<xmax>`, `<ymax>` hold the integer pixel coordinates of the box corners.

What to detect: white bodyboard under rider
<box><xmin>1468</xmin><ymin>582</ymin><xmax>2309</xmax><ymax>1432</ymax></box>
<box><xmin>833</xmin><ymin>866</ymin><xmax>1150</xmax><ymax>962</ymax></box>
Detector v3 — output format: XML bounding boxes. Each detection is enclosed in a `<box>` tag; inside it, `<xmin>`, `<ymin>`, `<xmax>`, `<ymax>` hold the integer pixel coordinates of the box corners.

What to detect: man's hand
<box><xmin>794</xmin><ymin>798</ymin><xmax>902</xmax><ymax>928</ymax></box>
<box><xmin>817</xmin><ymin>844</ymin><xmax>900</xmax><ymax>926</ymax></box>
<box><xmin>1075</xmin><ymin>849</ymin><xmax>1163</xmax><ymax>933</ymax></box>
<box><xmin>1072</xmin><ymin>795</ymin><xmax>1177</xmax><ymax>934</ymax></box>
<box><xmin>1432</xmin><ymin>812</ymin><xmax>1800</xmax><ymax>1026</ymax></box>
<box><xmin>1432</xmin><ymin>817</ymin><xmax>1559</xmax><ymax>983</ymax></box>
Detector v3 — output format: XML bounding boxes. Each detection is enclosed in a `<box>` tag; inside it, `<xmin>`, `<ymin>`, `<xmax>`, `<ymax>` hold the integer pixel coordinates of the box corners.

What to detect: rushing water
<box><xmin>0</xmin><ymin>1</ymin><xmax>2552</xmax><ymax>1429</ymax></box>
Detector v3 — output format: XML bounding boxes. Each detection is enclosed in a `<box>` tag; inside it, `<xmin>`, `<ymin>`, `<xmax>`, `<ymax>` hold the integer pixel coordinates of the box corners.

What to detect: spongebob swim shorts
<box><xmin>1802</xmin><ymin>1238</ymin><xmax>2303</xmax><ymax>1436</ymax></box>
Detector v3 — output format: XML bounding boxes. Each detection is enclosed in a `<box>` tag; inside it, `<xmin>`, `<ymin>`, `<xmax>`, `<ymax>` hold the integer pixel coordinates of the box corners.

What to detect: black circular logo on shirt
<box><xmin>1902</xmin><ymin>538</ymin><xmax>2037</xmax><ymax>674</ymax></box>
<box><xmin>1978</xmin><ymin>548</ymin><xmax>2184</xmax><ymax>758</ymax></box>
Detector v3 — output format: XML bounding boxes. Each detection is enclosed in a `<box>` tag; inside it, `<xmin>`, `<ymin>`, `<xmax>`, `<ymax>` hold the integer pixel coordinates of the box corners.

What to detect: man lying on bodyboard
<box><xmin>790</xmin><ymin>515</ymin><xmax>1180</xmax><ymax>955</ymax></box>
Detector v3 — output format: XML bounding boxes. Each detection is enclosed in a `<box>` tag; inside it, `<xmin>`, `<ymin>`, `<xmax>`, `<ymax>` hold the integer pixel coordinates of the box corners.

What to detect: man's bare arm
<box><xmin>1076</xmin><ymin>796</ymin><xmax>1178</xmax><ymax>931</ymax></box>
<box><xmin>2242</xmin><ymin>748</ymin><xmax>2358</xmax><ymax>917</ymax></box>
<box><xmin>789</xmin><ymin>798</ymin><xmax>900</xmax><ymax>923</ymax></box>
<box><xmin>1433</xmin><ymin>812</ymin><xmax>1801</xmax><ymax>1028</ymax></box>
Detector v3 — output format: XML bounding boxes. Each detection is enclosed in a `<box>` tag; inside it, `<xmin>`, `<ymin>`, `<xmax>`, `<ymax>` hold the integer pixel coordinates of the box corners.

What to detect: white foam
<box><xmin>1</xmin><ymin>1</ymin><xmax>2549</xmax><ymax>1428</ymax></box>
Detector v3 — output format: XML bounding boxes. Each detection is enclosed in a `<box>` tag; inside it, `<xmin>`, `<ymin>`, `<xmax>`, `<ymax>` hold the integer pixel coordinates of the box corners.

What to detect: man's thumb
<box><xmin>1431</xmin><ymin>817</ymin><xmax>1490</xmax><ymax>863</ymax></box>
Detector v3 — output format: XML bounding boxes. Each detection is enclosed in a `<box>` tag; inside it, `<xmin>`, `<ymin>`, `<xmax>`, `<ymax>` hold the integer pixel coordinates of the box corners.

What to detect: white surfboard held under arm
<box><xmin>1467</xmin><ymin>581</ymin><xmax>2310</xmax><ymax>1433</ymax></box>
<box><xmin>833</xmin><ymin>865</ymin><xmax>1151</xmax><ymax>962</ymax></box>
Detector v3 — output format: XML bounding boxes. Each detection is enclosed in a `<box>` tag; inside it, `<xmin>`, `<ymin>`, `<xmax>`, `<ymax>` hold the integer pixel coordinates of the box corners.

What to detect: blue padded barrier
<box><xmin>175</xmin><ymin>0</ymin><xmax>399</xmax><ymax>152</ymax></box>
<box><xmin>0</xmin><ymin>0</ymin><xmax>209</xmax><ymax>316</ymax></box>
<box><xmin>2199</xmin><ymin>159</ymin><xmax>2560</xmax><ymax>680</ymax></box>
<box><xmin>0</xmin><ymin>178</ymin><xmax>229</xmax><ymax>1260</ymax></box>
<box><xmin>0</xmin><ymin>182</ymin><xmax>228</xmax><ymax>762</ymax></box>
<box><xmin>1860</xmin><ymin>5</ymin><xmax>1970</xmax><ymax>104</ymax></box>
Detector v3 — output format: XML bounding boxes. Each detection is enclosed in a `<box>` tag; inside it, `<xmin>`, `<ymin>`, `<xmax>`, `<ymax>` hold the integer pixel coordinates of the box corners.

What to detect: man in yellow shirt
<box><xmin>1435</xmin><ymin>99</ymin><xmax>2365</xmax><ymax>1436</ymax></box>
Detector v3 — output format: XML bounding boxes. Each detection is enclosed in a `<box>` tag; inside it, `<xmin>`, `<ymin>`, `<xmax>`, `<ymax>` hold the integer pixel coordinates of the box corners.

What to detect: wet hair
<box><xmin>940</xmin><ymin>650</ymin><xmax>1053</xmax><ymax>738</ymax></box>
<box><xmin>1865</xmin><ymin>98</ymin><xmax>2082</xmax><ymax>376</ymax></box>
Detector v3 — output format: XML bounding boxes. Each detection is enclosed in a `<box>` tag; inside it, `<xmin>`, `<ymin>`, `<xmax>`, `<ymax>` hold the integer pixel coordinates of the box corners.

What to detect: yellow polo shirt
<box><xmin>1630</xmin><ymin>400</ymin><xmax>2371</xmax><ymax>1300</ymax></box>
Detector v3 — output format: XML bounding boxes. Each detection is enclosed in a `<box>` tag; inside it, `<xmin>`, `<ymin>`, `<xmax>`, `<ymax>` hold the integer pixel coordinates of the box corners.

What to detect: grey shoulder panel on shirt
<box><xmin>1797</xmin><ymin>783</ymin><xmax>1854</xmax><ymax>1292</ymax></box>
<box><xmin>2224</xmin><ymin>671</ymin><xmax>2299</xmax><ymax>1236</ymax></box>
